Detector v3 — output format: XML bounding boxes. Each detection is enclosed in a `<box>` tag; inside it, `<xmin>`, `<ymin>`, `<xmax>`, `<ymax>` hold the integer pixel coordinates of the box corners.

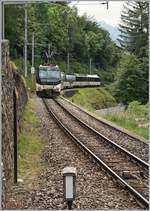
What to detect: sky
<box><xmin>70</xmin><ymin>1</ymin><xmax>125</xmax><ymax>27</ymax></box>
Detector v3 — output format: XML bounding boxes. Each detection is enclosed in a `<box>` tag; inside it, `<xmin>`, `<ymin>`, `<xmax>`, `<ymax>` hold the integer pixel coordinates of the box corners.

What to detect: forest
<box><xmin>5</xmin><ymin>1</ymin><xmax>148</xmax><ymax>105</ymax></box>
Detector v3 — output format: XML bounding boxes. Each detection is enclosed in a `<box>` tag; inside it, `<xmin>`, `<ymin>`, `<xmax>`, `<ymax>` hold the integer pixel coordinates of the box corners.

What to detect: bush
<box><xmin>127</xmin><ymin>101</ymin><xmax>148</xmax><ymax>119</ymax></box>
<box><xmin>64</xmin><ymin>87</ymin><xmax>117</xmax><ymax>111</ymax></box>
<box><xmin>114</xmin><ymin>54</ymin><xmax>148</xmax><ymax>104</ymax></box>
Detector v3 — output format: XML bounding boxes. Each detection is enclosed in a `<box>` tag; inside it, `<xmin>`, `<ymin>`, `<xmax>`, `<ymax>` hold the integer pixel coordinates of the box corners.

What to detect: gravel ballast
<box><xmin>46</xmin><ymin>99</ymin><xmax>148</xmax><ymax>200</ymax></box>
<box><xmin>58</xmin><ymin>97</ymin><xmax>148</xmax><ymax>162</ymax></box>
<box><xmin>5</xmin><ymin>96</ymin><xmax>142</xmax><ymax>209</ymax></box>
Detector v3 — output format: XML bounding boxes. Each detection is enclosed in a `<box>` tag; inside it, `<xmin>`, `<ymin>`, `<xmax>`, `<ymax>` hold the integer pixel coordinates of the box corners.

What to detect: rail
<box><xmin>43</xmin><ymin>98</ymin><xmax>149</xmax><ymax>209</ymax></box>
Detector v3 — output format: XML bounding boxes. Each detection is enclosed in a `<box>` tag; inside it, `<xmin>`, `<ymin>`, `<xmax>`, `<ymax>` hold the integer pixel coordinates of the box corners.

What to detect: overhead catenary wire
<box><xmin>70</xmin><ymin>1</ymin><xmax>109</xmax><ymax>8</ymax></box>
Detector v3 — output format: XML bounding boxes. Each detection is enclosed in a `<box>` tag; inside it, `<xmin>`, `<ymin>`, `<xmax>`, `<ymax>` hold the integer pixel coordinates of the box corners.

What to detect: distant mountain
<box><xmin>98</xmin><ymin>21</ymin><xmax>120</xmax><ymax>45</ymax></box>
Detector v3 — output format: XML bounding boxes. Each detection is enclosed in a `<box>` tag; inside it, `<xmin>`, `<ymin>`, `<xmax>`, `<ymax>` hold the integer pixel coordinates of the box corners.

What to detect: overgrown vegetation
<box><xmin>26</xmin><ymin>74</ymin><xmax>36</xmax><ymax>92</ymax></box>
<box><xmin>5</xmin><ymin>3</ymin><xmax>120</xmax><ymax>85</ymax></box>
<box><xmin>113</xmin><ymin>54</ymin><xmax>148</xmax><ymax>104</ymax></box>
<box><xmin>18</xmin><ymin>99</ymin><xmax>45</xmax><ymax>189</ymax></box>
<box><xmin>100</xmin><ymin>101</ymin><xmax>148</xmax><ymax>140</ymax></box>
<box><xmin>10</xmin><ymin>59</ymin><xmax>36</xmax><ymax>93</ymax></box>
<box><xmin>63</xmin><ymin>87</ymin><xmax>117</xmax><ymax>112</ymax></box>
<box><xmin>114</xmin><ymin>1</ymin><xmax>148</xmax><ymax>104</ymax></box>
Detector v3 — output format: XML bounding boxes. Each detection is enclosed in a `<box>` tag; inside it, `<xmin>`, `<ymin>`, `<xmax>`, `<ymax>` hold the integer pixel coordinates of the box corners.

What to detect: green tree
<box><xmin>118</xmin><ymin>1</ymin><xmax>148</xmax><ymax>58</ymax></box>
<box><xmin>5</xmin><ymin>3</ymin><xmax>120</xmax><ymax>83</ymax></box>
<box><xmin>5</xmin><ymin>5</ymin><xmax>24</xmax><ymax>57</ymax></box>
<box><xmin>115</xmin><ymin>1</ymin><xmax>148</xmax><ymax>104</ymax></box>
<box><xmin>115</xmin><ymin>54</ymin><xmax>148</xmax><ymax>104</ymax></box>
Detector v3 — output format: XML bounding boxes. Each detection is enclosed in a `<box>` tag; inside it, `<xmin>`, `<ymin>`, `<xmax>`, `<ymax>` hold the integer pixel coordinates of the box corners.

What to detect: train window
<box><xmin>39</xmin><ymin>67</ymin><xmax>60</xmax><ymax>79</ymax></box>
<box><xmin>39</xmin><ymin>71</ymin><xmax>47</xmax><ymax>78</ymax></box>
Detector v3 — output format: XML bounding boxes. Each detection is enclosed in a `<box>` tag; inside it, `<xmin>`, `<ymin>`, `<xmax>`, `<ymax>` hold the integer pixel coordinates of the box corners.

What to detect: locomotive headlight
<box><xmin>55</xmin><ymin>84</ymin><xmax>61</xmax><ymax>92</ymax></box>
<box><xmin>55</xmin><ymin>86</ymin><xmax>59</xmax><ymax>90</ymax></box>
<box><xmin>36</xmin><ymin>84</ymin><xmax>42</xmax><ymax>91</ymax></box>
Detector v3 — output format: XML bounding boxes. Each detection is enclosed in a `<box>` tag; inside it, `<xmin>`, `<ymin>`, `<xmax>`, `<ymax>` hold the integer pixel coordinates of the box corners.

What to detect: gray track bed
<box><xmin>42</xmin><ymin>98</ymin><xmax>143</xmax><ymax>209</ymax></box>
<box><xmin>45</xmin><ymin>99</ymin><xmax>148</xmax><ymax>208</ymax></box>
<box><xmin>58</xmin><ymin>97</ymin><xmax>148</xmax><ymax>162</ymax></box>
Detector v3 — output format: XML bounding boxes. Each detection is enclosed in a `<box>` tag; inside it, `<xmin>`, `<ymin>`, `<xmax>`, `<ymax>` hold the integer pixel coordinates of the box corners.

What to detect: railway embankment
<box><xmin>58</xmin><ymin>97</ymin><xmax>148</xmax><ymax>159</ymax></box>
<box><xmin>62</xmin><ymin>87</ymin><xmax>148</xmax><ymax>140</ymax></box>
<box><xmin>62</xmin><ymin>87</ymin><xmax>117</xmax><ymax>111</ymax></box>
<box><xmin>2</xmin><ymin>40</ymin><xmax>28</xmax><ymax>207</ymax></box>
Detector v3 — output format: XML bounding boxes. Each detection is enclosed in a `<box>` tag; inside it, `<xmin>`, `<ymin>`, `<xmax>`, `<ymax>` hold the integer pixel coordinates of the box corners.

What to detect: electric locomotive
<box><xmin>36</xmin><ymin>64</ymin><xmax>61</xmax><ymax>97</ymax></box>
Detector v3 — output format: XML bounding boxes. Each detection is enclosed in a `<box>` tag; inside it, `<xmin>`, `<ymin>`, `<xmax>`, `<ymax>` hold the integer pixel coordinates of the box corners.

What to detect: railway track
<box><xmin>58</xmin><ymin>97</ymin><xmax>148</xmax><ymax>162</ymax></box>
<box><xmin>43</xmin><ymin>98</ymin><xmax>149</xmax><ymax>209</ymax></box>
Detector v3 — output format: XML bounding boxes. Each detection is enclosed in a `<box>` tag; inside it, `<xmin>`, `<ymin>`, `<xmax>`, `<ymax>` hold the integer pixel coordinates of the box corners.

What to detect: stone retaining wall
<box><xmin>2</xmin><ymin>41</ymin><xmax>14</xmax><ymax>187</ymax></box>
<box><xmin>1</xmin><ymin>40</ymin><xmax>28</xmax><ymax>207</ymax></box>
<box><xmin>13</xmin><ymin>71</ymin><xmax>28</xmax><ymax>128</ymax></box>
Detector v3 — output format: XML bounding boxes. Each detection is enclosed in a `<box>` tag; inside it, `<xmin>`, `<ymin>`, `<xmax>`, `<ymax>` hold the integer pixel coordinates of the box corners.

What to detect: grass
<box><xmin>63</xmin><ymin>87</ymin><xmax>117</xmax><ymax>112</ymax></box>
<box><xmin>25</xmin><ymin>74</ymin><xmax>36</xmax><ymax>93</ymax></box>
<box><xmin>99</xmin><ymin>112</ymin><xmax>148</xmax><ymax>140</ymax></box>
<box><xmin>18</xmin><ymin>98</ymin><xmax>45</xmax><ymax>190</ymax></box>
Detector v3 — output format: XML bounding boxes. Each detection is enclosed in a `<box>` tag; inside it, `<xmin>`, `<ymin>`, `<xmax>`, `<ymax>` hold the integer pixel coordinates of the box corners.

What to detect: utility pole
<box><xmin>48</xmin><ymin>43</ymin><xmax>51</xmax><ymax>56</ymax></box>
<box><xmin>101</xmin><ymin>1</ymin><xmax>109</xmax><ymax>9</ymax></box>
<box><xmin>32</xmin><ymin>32</ymin><xmax>35</xmax><ymax>68</ymax></box>
<box><xmin>0</xmin><ymin>5</ymin><xmax>2</xmax><ymax>206</ymax></box>
<box><xmin>67</xmin><ymin>52</ymin><xmax>70</xmax><ymax>74</ymax></box>
<box><xmin>66</xmin><ymin>7</ymin><xmax>70</xmax><ymax>74</ymax></box>
<box><xmin>48</xmin><ymin>43</ymin><xmax>51</xmax><ymax>63</ymax></box>
<box><xmin>89</xmin><ymin>57</ymin><xmax>92</xmax><ymax>75</ymax></box>
<box><xmin>106</xmin><ymin>1</ymin><xmax>109</xmax><ymax>10</ymax></box>
<box><xmin>31</xmin><ymin>32</ymin><xmax>35</xmax><ymax>82</ymax></box>
<box><xmin>2</xmin><ymin>2</ymin><xmax>4</xmax><ymax>39</ymax></box>
<box><xmin>24</xmin><ymin>4</ymin><xmax>28</xmax><ymax>78</ymax></box>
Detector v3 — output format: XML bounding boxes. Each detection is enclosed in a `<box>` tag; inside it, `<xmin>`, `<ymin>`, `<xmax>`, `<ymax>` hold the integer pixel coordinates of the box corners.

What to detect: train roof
<box><xmin>40</xmin><ymin>64</ymin><xmax>58</xmax><ymax>67</ymax></box>
<box><xmin>87</xmin><ymin>74</ymin><xmax>100</xmax><ymax>78</ymax></box>
<box><xmin>75</xmin><ymin>73</ymin><xmax>100</xmax><ymax>78</ymax></box>
<box><xmin>65</xmin><ymin>74</ymin><xmax>75</xmax><ymax>76</ymax></box>
<box><xmin>39</xmin><ymin>64</ymin><xmax>59</xmax><ymax>70</ymax></box>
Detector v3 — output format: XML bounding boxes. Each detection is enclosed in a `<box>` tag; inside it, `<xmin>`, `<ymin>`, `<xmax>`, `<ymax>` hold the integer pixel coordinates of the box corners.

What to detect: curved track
<box><xmin>43</xmin><ymin>98</ymin><xmax>149</xmax><ymax>209</ymax></box>
<box><xmin>58</xmin><ymin>97</ymin><xmax>148</xmax><ymax>162</ymax></box>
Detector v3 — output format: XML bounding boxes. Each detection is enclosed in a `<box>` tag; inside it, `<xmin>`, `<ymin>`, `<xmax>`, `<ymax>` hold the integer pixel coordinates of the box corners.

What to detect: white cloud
<box><xmin>70</xmin><ymin>1</ymin><xmax>125</xmax><ymax>26</ymax></box>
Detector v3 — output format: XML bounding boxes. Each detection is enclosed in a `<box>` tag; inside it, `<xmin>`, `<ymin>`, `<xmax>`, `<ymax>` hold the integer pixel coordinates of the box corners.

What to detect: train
<box><xmin>61</xmin><ymin>73</ymin><xmax>100</xmax><ymax>89</ymax></box>
<box><xmin>36</xmin><ymin>64</ymin><xmax>101</xmax><ymax>97</ymax></box>
<box><xmin>36</xmin><ymin>64</ymin><xmax>61</xmax><ymax>96</ymax></box>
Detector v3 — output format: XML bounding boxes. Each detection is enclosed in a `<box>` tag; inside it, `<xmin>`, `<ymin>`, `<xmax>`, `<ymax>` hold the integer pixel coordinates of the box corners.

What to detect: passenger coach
<box><xmin>61</xmin><ymin>73</ymin><xmax>101</xmax><ymax>89</ymax></box>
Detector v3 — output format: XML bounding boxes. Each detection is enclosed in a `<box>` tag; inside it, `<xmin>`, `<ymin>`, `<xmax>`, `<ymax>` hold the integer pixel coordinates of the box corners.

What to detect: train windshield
<box><xmin>39</xmin><ymin>67</ymin><xmax>60</xmax><ymax>80</ymax></box>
